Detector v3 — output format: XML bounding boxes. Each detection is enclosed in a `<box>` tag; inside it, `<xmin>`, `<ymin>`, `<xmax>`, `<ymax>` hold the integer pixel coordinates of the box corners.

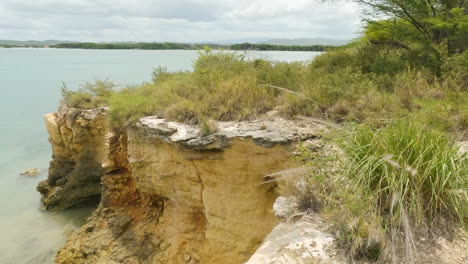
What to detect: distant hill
<box><xmin>0</xmin><ymin>38</ymin><xmax>351</xmax><ymax>48</ymax></box>
<box><xmin>260</xmin><ymin>38</ymin><xmax>350</xmax><ymax>46</ymax></box>
<box><xmin>199</xmin><ymin>38</ymin><xmax>271</xmax><ymax>45</ymax></box>
<box><xmin>198</xmin><ymin>38</ymin><xmax>350</xmax><ymax>46</ymax></box>
<box><xmin>0</xmin><ymin>40</ymin><xmax>78</xmax><ymax>46</ymax></box>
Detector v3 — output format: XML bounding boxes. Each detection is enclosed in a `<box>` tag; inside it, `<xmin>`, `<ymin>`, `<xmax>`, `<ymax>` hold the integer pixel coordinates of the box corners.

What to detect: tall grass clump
<box><xmin>343</xmin><ymin>120</ymin><xmax>467</xmax><ymax>225</ymax></box>
<box><xmin>282</xmin><ymin>120</ymin><xmax>467</xmax><ymax>261</ymax></box>
<box><xmin>340</xmin><ymin>120</ymin><xmax>468</xmax><ymax>259</ymax></box>
<box><xmin>278</xmin><ymin>136</ymin><xmax>386</xmax><ymax>260</ymax></box>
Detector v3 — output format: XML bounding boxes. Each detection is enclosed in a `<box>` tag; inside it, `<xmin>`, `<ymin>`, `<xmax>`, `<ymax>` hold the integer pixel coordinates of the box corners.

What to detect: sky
<box><xmin>0</xmin><ymin>0</ymin><xmax>362</xmax><ymax>42</ymax></box>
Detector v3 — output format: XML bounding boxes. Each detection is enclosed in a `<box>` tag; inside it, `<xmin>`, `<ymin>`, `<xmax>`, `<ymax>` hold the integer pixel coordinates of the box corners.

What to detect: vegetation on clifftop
<box><xmin>62</xmin><ymin>44</ymin><xmax>468</xmax><ymax>137</ymax></box>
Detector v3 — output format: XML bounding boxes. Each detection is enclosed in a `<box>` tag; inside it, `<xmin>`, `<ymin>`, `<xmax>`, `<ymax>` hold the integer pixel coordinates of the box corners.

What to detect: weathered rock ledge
<box><xmin>136</xmin><ymin>115</ymin><xmax>321</xmax><ymax>149</ymax></box>
<box><xmin>246</xmin><ymin>196</ymin><xmax>345</xmax><ymax>264</ymax></box>
<box><xmin>37</xmin><ymin>106</ymin><xmax>114</xmax><ymax>210</ymax></box>
<box><xmin>38</xmin><ymin>106</ymin><xmax>328</xmax><ymax>264</ymax></box>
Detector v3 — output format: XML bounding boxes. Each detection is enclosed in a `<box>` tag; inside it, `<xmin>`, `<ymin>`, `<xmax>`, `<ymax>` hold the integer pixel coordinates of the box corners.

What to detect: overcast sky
<box><xmin>0</xmin><ymin>0</ymin><xmax>362</xmax><ymax>42</ymax></box>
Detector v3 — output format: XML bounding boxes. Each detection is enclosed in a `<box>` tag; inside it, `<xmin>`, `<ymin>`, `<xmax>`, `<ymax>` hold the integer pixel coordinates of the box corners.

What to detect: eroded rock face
<box><xmin>40</xmin><ymin>107</ymin><xmax>327</xmax><ymax>264</ymax></box>
<box><xmin>37</xmin><ymin>106</ymin><xmax>119</xmax><ymax>210</ymax></box>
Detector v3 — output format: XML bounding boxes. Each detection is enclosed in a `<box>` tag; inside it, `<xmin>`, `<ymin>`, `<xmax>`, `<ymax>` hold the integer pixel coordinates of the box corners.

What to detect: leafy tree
<box><xmin>324</xmin><ymin>0</ymin><xmax>468</xmax><ymax>53</ymax></box>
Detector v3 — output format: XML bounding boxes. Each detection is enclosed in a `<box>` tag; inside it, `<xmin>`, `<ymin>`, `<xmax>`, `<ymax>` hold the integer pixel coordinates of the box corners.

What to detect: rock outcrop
<box><xmin>37</xmin><ymin>106</ymin><xmax>117</xmax><ymax>210</ymax></box>
<box><xmin>39</xmin><ymin>106</ymin><xmax>327</xmax><ymax>264</ymax></box>
<box><xmin>246</xmin><ymin>197</ymin><xmax>345</xmax><ymax>264</ymax></box>
<box><xmin>20</xmin><ymin>168</ymin><xmax>40</xmax><ymax>176</ymax></box>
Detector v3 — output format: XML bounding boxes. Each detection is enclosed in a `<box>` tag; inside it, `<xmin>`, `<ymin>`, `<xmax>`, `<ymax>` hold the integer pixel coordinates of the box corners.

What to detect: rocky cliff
<box><xmin>37</xmin><ymin>106</ymin><xmax>115</xmax><ymax>211</ymax></box>
<box><xmin>38</xmin><ymin>106</ymin><xmax>327</xmax><ymax>264</ymax></box>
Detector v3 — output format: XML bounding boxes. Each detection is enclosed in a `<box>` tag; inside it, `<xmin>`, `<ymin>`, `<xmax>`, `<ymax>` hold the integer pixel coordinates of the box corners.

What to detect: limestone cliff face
<box><xmin>37</xmin><ymin>106</ymin><xmax>119</xmax><ymax>210</ymax></box>
<box><xmin>39</xmin><ymin>106</ymin><xmax>326</xmax><ymax>264</ymax></box>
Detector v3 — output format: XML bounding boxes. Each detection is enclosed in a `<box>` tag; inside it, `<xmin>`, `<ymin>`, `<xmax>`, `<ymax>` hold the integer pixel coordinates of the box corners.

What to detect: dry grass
<box><xmin>278</xmin><ymin>120</ymin><xmax>468</xmax><ymax>262</ymax></box>
<box><xmin>61</xmin><ymin>47</ymin><xmax>468</xmax><ymax>139</ymax></box>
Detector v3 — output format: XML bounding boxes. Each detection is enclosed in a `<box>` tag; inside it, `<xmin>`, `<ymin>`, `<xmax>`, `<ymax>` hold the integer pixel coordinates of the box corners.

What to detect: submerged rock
<box><xmin>20</xmin><ymin>168</ymin><xmax>40</xmax><ymax>177</ymax></box>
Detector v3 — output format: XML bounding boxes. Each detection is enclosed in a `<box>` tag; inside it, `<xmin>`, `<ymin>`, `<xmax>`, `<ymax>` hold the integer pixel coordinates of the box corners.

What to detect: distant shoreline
<box><xmin>0</xmin><ymin>42</ymin><xmax>338</xmax><ymax>52</ymax></box>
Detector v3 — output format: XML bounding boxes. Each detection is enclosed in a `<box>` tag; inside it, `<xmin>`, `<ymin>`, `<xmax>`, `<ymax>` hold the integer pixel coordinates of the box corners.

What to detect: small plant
<box><xmin>343</xmin><ymin>120</ymin><xmax>468</xmax><ymax>226</ymax></box>
<box><xmin>61</xmin><ymin>80</ymin><xmax>115</xmax><ymax>109</ymax></box>
<box><xmin>198</xmin><ymin>116</ymin><xmax>218</xmax><ymax>136</ymax></box>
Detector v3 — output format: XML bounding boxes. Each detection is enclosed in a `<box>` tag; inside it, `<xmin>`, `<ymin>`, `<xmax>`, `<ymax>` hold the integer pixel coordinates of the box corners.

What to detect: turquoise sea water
<box><xmin>0</xmin><ymin>48</ymin><xmax>321</xmax><ymax>264</ymax></box>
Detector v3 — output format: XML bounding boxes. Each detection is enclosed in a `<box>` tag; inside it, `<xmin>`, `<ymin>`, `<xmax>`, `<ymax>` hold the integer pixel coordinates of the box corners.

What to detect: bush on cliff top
<box><xmin>61</xmin><ymin>80</ymin><xmax>115</xmax><ymax>109</ymax></box>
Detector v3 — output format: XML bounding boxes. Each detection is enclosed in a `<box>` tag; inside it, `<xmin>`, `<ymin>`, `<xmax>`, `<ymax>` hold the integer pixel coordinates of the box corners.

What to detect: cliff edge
<box><xmin>38</xmin><ymin>106</ymin><xmax>327</xmax><ymax>264</ymax></box>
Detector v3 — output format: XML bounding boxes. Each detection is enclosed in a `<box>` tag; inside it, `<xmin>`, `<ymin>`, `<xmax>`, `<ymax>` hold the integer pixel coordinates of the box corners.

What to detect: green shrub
<box><xmin>108</xmin><ymin>89</ymin><xmax>153</xmax><ymax>127</ymax></box>
<box><xmin>165</xmin><ymin>100</ymin><xmax>199</xmax><ymax>123</ymax></box>
<box><xmin>355</xmin><ymin>44</ymin><xmax>409</xmax><ymax>75</ymax></box>
<box><xmin>255</xmin><ymin>60</ymin><xmax>306</xmax><ymax>90</ymax></box>
<box><xmin>409</xmin><ymin>95</ymin><xmax>468</xmax><ymax>137</ymax></box>
<box><xmin>441</xmin><ymin>50</ymin><xmax>468</xmax><ymax>91</ymax></box>
<box><xmin>310</xmin><ymin>47</ymin><xmax>359</xmax><ymax>72</ymax></box>
<box><xmin>304</xmin><ymin>67</ymin><xmax>374</xmax><ymax>108</ymax></box>
<box><xmin>192</xmin><ymin>50</ymin><xmax>251</xmax><ymax>89</ymax></box>
<box><xmin>61</xmin><ymin>80</ymin><xmax>115</xmax><ymax>109</ymax></box>
<box><xmin>202</xmin><ymin>75</ymin><xmax>275</xmax><ymax>121</ymax></box>
<box><xmin>108</xmin><ymin>51</ymin><xmax>277</xmax><ymax>126</ymax></box>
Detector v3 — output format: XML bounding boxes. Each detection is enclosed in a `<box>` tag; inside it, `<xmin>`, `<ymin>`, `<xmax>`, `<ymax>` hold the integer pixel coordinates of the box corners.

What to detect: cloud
<box><xmin>0</xmin><ymin>0</ymin><xmax>362</xmax><ymax>42</ymax></box>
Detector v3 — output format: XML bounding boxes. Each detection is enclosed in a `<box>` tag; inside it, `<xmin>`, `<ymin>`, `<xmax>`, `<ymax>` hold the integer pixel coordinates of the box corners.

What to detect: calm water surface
<box><xmin>0</xmin><ymin>48</ymin><xmax>321</xmax><ymax>264</ymax></box>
